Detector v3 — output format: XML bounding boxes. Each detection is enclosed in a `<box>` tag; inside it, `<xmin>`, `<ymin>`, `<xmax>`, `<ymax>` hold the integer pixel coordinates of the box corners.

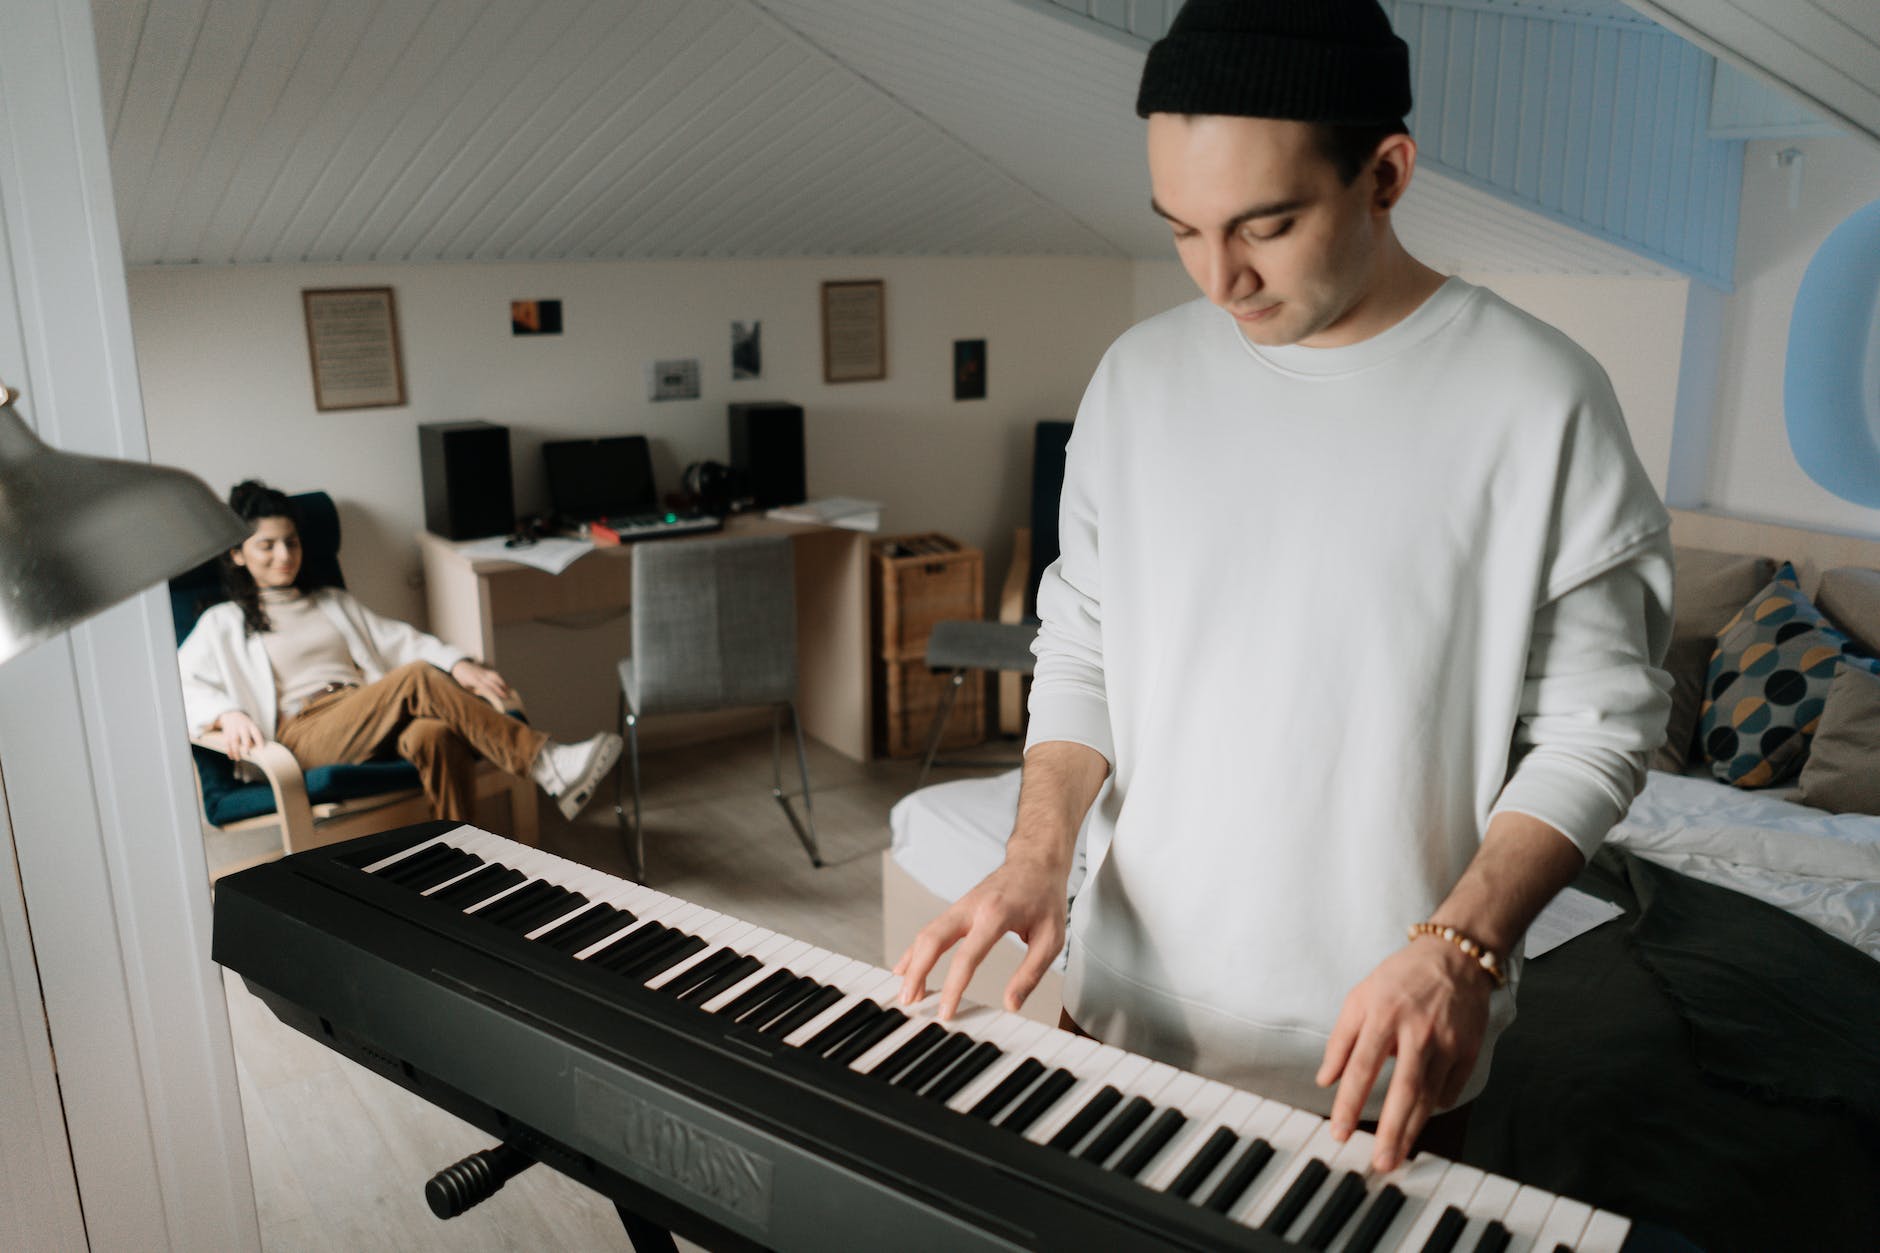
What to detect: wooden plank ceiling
<box><xmin>91</xmin><ymin>0</ymin><xmax>1677</xmax><ymax>275</ymax></box>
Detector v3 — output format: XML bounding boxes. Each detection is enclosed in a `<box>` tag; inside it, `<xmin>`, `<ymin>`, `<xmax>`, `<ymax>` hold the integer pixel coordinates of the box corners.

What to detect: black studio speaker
<box><xmin>419</xmin><ymin>420</ymin><xmax>515</xmax><ymax>540</ymax></box>
<box><xmin>728</xmin><ymin>402</ymin><xmax>806</xmax><ymax>509</ymax></box>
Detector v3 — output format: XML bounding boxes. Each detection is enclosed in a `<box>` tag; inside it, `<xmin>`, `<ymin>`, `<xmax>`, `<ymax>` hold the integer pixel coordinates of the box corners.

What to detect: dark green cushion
<box><xmin>190</xmin><ymin>745</ymin><xmax>421</xmax><ymax>827</ymax></box>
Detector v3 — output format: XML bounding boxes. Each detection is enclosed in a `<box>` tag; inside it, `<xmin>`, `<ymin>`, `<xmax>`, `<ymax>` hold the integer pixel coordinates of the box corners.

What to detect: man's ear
<box><xmin>1369</xmin><ymin>132</ymin><xmax>1418</xmax><ymax>214</ymax></box>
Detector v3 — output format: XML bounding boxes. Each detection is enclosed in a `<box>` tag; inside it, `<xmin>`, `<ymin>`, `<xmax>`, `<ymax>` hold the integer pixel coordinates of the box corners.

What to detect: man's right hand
<box><xmin>893</xmin><ymin>854</ymin><xmax>1069</xmax><ymax>1021</ymax></box>
<box><xmin>892</xmin><ymin>739</ymin><xmax>1109</xmax><ymax>1022</ymax></box>
<box><xmin>216</xmin><ymin>711</ymin><xmax>266</xmax><ymax>760</ymax></box>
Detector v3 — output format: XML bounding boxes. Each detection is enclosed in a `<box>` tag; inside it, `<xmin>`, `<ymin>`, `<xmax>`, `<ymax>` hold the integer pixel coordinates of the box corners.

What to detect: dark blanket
<box><xmin>1462</xmin><ymin>849</ymin><xmax>1880</xmax><ymax>1253</ymax></box>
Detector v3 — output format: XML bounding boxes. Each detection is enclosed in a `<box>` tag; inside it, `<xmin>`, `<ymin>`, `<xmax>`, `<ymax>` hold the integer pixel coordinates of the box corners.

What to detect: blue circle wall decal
<box><xmin>1785</xmin><ymin>198</ymin><xmax>1880</xmax><ymax>507</ymax></box>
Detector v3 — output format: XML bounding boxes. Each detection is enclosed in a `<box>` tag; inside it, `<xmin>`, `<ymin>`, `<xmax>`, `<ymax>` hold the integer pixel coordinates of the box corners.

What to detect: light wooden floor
<box><xmin>211</xmin><ymin>730</ymin><xmax>999</xmax><ymax>1253</ymax></box>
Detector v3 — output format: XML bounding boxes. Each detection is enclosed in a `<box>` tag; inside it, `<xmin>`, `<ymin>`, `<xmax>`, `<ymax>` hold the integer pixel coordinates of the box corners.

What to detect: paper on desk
<box><xmin>766</xmin><ymin>497</ymin><xmax>881</xmax><ymax>531</ymax></box>
<box><xmin>456</xmin><ymin>535</ymin><xmax>593</xmax><ymax>575</ymax></box>
<box><xmin>1525</xmin><ymin>886</ymin><xmax>1626</xmax><ymax>958</ymax></box>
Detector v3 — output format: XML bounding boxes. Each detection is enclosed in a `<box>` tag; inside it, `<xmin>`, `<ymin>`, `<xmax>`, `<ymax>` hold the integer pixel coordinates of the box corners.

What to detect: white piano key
<box><xmin>1231</xmin><ymin>1109</ymin><xmax>1330</xmax><ymax>1228</ymax></box>
<box><xmin>1021</xmin><ymin>1043</ymin><xmax>1133</xmax><ymax>1145</ymax></box>
<box><xmin>1532</xmin><ymin>1196</ymin><xmax>1594</xmax><ymax>1253</ymax></box>
<box><xmin>1023</xmin><ymin>1046</ymin><xmax>1147</xmax><ymax>1146</ymax></box>
<box><xmin>1140</xmin><ymin>1086</ymin><xmax>1259</xmax><ymax>1192</ymax></box>
<box><xmin>782</xmin><ymin>972</ymin><xmax>904</xmax><ymax>1048</ymax></box>
<box><xmin>1577</xmin><ymin>1210</ymin><xmax>1633</xmax><ymax>1253</ymax></box>
<box><xmin>1449</xmin><ymin>1172</ymin><xmax>1523</xmax><ymax>1253</ymax></box>
<box><xmin>1283</xmin><ymin>1127</ymin><xmax>1379</xmax><ymax>1246</ymax></box>
<box><xmin>945</xmin><ymin>1020</ymin><xmax>1063</xmax><ymax>1115</ymax></box>
<box><xmin>641</xmin><ymin>920</ymin><xmax>760</xmax><ymax>988</ymax></box>
<box><xmin>1377</xmin><ymin>1159</ymin><xmax>1485</xmax><ymax>1253</ymax></box>
<box><xmin>1500</xmin><ymin>1184</ymin><xmax>1562</xmax><ymax>1253</ymax></box>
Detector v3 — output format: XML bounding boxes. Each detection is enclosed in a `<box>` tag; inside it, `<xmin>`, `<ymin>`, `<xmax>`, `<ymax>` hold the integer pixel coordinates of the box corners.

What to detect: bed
<box><xmin>881</xmin><ymin>509</ymin><xmax>1880</xmax><ymax>1252</ymax></box>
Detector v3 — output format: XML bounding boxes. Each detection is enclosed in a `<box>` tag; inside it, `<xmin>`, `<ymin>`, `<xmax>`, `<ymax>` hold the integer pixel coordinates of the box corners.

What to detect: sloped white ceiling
<box><xmin>91</xmin><ymin>0</ymin><xmax>1674</xmax><ymax>275</ymax></box>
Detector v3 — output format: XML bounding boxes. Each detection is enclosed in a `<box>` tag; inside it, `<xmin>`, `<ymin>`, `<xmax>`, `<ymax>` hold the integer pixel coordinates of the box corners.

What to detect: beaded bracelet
<box><xmin>1406</xmin><ymin>922</ymin><xmax>1508</xmax><ymax>988</ymax></box>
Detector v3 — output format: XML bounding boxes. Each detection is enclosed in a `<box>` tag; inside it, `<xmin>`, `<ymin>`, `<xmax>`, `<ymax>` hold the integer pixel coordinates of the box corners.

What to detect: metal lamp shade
<box><xmin>0</xmin><ymin>399</ymin><xmax>245</xmax><ymax>665</ymax></box>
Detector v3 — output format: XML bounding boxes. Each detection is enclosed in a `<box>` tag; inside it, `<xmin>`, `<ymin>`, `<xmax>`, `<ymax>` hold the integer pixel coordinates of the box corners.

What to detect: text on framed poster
<box><xmin>821</xmin><ymin>280</ymin><xmax>885</xmax><ymax>383</ymax></box>
<box><xmin>303</xmin><ymin>287</ymin><xmax>407</xmax><ymax>411</ymax></box>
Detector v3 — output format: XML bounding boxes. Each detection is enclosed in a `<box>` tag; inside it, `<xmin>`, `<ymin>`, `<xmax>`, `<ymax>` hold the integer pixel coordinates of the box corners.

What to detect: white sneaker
<box><xmin>532</xmin><ymin>732</ymin><xmax>624</xmax><ymax>820</ymax></box>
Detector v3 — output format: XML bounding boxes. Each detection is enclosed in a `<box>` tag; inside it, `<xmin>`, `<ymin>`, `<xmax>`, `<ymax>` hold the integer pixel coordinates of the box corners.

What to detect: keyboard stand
<box><xmin>616</xmin><ymin>1202</ymin><xmax>678</xmax><ymax>1253</ymax></box>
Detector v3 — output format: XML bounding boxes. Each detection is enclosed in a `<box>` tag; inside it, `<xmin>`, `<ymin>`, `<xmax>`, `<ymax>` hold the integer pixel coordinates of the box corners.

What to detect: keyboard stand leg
<box><xmin>614</xmin><ymin>1202</ymin><xmax>679</xmax><ymax>1253</ymax></box>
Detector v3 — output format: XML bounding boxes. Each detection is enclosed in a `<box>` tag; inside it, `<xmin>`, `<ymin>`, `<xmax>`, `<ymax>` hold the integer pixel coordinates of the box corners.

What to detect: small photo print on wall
<box><xmin>647</xmin><ymin>358</ymin><xmax>701</xmax><ymax>402</ymax></box>
<box><xmin>512</xmin><ymin>299</ymin><xmax>563</xmax><ymax>335</ymax></box>
<box><xmin>954</xmin><ymin>339</ymin><xmax>987</xmax><ymax>401</ymax></box>
<box><xmin>732</xmin><ymin>321</ymin><xmax>762</xmax><ymax>379</ymax></box>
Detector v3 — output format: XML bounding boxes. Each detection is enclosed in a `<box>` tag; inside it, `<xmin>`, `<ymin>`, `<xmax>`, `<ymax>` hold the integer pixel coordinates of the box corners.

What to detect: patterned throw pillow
<box><xmin>1699</xmin><ymin>563</ymin><xmax>1880</xmax><ymax>788</ymax></box>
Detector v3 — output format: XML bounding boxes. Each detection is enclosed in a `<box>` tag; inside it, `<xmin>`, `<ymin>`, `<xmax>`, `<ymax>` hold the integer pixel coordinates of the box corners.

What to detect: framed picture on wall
<box><xmin>302</xmin><ymin>287</ymin><xmax>407</xmax><ymax>411</ymax></box>
<box><xmin>821</xmin><ymin>279</ymin><xmax>885</xmax><ymax>383</ymax></box>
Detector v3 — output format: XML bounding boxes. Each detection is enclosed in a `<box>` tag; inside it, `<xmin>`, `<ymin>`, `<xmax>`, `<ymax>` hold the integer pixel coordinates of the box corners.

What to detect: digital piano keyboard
<box><xmin>213</xmin><ymin>823</ymin><xmax>1638</xmax><ymax>1253</ymax></box>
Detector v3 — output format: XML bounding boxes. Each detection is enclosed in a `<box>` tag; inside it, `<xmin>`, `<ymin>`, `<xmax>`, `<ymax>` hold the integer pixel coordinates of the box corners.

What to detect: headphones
<box><xmin>682</xmin><ymin>461</ymin><xmax>751</xmax><ymax>514</ymax></box>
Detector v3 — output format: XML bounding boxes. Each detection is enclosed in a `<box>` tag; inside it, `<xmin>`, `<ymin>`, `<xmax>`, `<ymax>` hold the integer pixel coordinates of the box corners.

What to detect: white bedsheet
<box><xmin>1606</xmin><ymin>770</ymin><xmax>1880</xmax><ymax>959</ymax></box>
<box><xmin>893</xmin><ymin>767</ymin><xmax>1880</xmax><ymax>963</ymax></box>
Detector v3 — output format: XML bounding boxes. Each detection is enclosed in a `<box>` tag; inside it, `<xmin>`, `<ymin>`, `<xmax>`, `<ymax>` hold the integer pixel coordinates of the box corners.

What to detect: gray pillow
<box><xmin>1673</xmin><ymin>547</ymin><xmax>1778</xmax><ymax>640</ymax></box>
<box><xmin>1816</xmin><ymin>566</ymin><xmax>1880</xmax><ymax>658</ymax></box>
<box><xmin>1797</xmin><ymin>664</ymin><xmax>1880</xmax><ymax>815</ymax></box>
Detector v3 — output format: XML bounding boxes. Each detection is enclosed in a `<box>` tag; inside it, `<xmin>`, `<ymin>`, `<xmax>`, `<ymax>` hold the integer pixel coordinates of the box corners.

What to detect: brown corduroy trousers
<box><xmin>276</xmin><ymin>661</ymin><xmax>548</xmax><ymax>821</ymax></box>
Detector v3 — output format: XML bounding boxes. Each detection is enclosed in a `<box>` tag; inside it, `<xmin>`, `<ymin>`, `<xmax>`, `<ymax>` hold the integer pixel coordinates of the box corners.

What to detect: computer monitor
<box><xmin>542</xmin><ymin>435</ymin><xmax>657</xmax><ymax>522</ymax></box>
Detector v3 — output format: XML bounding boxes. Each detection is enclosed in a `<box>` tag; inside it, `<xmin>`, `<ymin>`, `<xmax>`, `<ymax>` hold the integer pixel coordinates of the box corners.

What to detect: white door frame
<box><xmin>0</xmin><ymin>0</ymin><xmax>258</xmax><ymax>1247</ymax></box>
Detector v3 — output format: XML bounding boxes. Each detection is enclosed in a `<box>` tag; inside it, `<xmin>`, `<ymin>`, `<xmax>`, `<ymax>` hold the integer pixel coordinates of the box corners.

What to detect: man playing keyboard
<box><xmin>897</xmin><ymin>0</ymin><xmax>1672</xmax><ymax>1179</ymax></box>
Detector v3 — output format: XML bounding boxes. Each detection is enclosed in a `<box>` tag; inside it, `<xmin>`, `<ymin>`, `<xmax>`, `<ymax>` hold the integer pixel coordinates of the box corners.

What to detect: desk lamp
<box><xmin>0</xmin><ymin>381</ymin><xmax>244</xmax><ymax>665</ymax></box>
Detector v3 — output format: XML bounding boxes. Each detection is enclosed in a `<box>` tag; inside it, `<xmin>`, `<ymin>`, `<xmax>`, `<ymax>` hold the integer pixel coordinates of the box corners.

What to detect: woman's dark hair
<box><xmin>1313</xmin><ymin>119</ymin><xmax>1409</xmax><ymax>185</ymax></box>
<box><xmin>220</xmin><ymin>480</ymin><xmax>304</xmax><ymax>635</ymax></box>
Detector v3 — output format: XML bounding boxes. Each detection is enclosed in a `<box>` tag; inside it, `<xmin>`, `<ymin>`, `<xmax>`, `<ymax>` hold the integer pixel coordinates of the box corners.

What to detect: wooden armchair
<box><xmin>173</xmin><ymin>491</ymin><xmax>538</xmax><ymax>881</ymax></box>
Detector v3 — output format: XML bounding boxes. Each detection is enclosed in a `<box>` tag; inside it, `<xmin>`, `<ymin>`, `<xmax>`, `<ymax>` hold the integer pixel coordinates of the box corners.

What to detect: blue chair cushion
<box><xmin>190</xmin><ymin>745</ymin><xmax>423</xmax><ymax>827</ymax></box>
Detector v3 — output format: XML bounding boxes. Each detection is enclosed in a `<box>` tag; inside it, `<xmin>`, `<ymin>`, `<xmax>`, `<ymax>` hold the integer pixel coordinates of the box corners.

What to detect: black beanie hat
<box><xmin>1136</xmin><ymin>0</ymin><xmax>1412</xmax><ymax>124</ymax></box>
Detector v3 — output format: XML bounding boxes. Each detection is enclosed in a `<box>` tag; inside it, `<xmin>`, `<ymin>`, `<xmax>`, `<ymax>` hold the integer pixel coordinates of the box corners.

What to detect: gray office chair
<box><xmin>614</xmin><ymin>534</ymin><xmax>820</xmax><ymax>881</ymax></box>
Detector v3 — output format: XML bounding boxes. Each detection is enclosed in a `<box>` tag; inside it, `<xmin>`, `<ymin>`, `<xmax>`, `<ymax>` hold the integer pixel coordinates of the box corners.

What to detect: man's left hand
<box><xmin>450</xmin><ymin>659</ymin><xmax>512</xmax><ymax>704</ymax></box>
<box><xmin>1316</xmin><ymin>938</ymin><xmax>1491</xmax><ymax>1173</ymax></box>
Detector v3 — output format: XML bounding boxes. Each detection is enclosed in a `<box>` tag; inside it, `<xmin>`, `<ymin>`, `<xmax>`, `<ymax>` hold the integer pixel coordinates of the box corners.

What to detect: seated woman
<box><xmin>179</xmin><ymin>480</ymin><xmax>621</xmax><ymax>823</ymax></box>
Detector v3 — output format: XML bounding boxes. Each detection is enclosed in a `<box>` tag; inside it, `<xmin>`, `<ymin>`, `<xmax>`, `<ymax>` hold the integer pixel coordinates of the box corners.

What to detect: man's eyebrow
<box><xmin>1150</xmin><ymin>196</ymin><xmax>1308</xmax><ymax>229</ymax></box>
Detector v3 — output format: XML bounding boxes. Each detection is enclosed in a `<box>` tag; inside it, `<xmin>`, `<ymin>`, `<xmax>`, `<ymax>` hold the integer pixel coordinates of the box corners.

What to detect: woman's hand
<box><xmin>451</xmin><ymin>659</ymin><xmax>512</xmax><ymax>704</ymax></box>
<box><xmin>217</xmin><ymin>711</ymin><xmax>266</xmax><ymax>761</ymax></box>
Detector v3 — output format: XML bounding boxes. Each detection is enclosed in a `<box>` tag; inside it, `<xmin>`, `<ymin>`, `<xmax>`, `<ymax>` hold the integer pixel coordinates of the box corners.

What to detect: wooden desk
<box><xmin>418</xmin><ymin>516</ymin><xmax>875</xmax><ymax>761</ymax></box>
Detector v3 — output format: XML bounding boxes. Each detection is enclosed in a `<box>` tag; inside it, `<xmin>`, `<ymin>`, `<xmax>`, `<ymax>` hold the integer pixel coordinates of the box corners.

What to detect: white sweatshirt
<box><xmin>178</xmin><ymin>587</ymin><xmax>467</xmax><ymax>742</ymax></box>
<box><xmin>1028</xmin><ymin>279</ymin><xmax>1673</xmax><ymax>1117</ymax></box>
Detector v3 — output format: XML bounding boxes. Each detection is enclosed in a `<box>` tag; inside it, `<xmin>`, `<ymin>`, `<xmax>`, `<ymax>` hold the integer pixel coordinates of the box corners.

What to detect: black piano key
<box><xmin>1167</xmin><ymin>1126</ymin><xmax>1239</xmax><ymax>1200</ymax></box>
<box><xmin>497</xmin><ymin>889</ymin><xmax>588</xmax><ymax>936</ymax></box>
<box><xmin>923</xmin><ymin>1039</ymin><xmax>1001</xmax><ymax>1104</ymax></box>
<box><xmin>1202</xmin><ymin>1139</ymin><xmax>1275</xmax><ymax>1213</ymax></box>
<box><xmin>1261</xmin><ymin>1157</ymin><xmax>1331</xmax><ymax>1234</ymax></box>
<box><xmin>824</xmin><ymin>1008</ymin><xmax>908</xmax><ymax>1065</ymax></box>
<box><xmin>895</xmin><ymin>1031</ymin><xmax>975</xmax><ymax>1092</ymax></box>
<box><xmin>590</xmin><ymin>924</ymin><xmax>671</xmax><ymax>970</ymax></box>
<box><xmin>1422</xmin><ymin>1206</ymin><xmax>1469</xmax><ymax>1253</ymax></box>
<box><xmin>676</xmin><ymin>955</ymin><xmax>764</xmax><ymax>1007</ymax></box>
<box><xmin>1115</xmin><ymin>1107</ymin><xmax>1187</xmax><ymax>1177</ymax></box>
<box><xmin>1342</xmin><ymin>1184</ymin><xmax>1406</xmax><ymax>1253</ymax></box>
<box><xmin>396</xmin><ymin>849</ymin><xmax>486</xmax><ymax>892</ymax></box>
<box><xmin>1299</xmin><ymin>1170</ymin><xmax>1368</xmax><ymax>1249</ymax></box>
<box><xmin>798</xmin><ymin>1000</ymin><xmax>883</xmax><ymax>1055</ymax></box>
<box><xmin>1469</xmin><ymin>1218</ymin><xmax>1512</xmax><ymax>1253</ymax></box>
<box><xmin>608</xmin><ymin>929</ymin><xmax>693</xmax><ymax>978</ymax></box>
<box><xmin>535</xmin><ymin>904</ymin><xmax>632</xmax><ymax>954</ymax></box>
<box><xmin>867</xmin><ymin>1023</ymin><xmax>949</xmax><ymax>1083</ymax></box>
<box><xmin>375</xmin><ymin>843</ymin><xmax>461</xmax><ymax>886</ymax></box>
<box><xmin>759</xmin><ymin>985</ymin><xmax>845</xmax><ymax>1039</ymax></box>
<box><xmin>996</xmin><ymin>1067</ymin><xmax>1076</xmax><ymax>1133</ymax></box>
<box><xmin>715</xmin><ymin>969</ymin><xmax>798</xmax><ymax>1020</ymax></box>
<box><xmin>1553</xmin><ymin>1245</ymin><xmax>1576</xmax><ymax>1253</ymax></box>
<box><xmin>1046</xmin><ymin>1085</ymin><xmax>1123</xmax><ymax>1152</ymax></box>
<box><xmin>967</xmin><ymin>1058</ymin><xmax>1045</xmax><ymax>1121</ymax></box>
<box><xmin>746</xmin><ymin>975</ymin><xmax>827</xmax><ymax>1029</ymax></box>
<box><xmin>622</xmin><ymin>934</ymin><xmax>707</xmax><ymax>983</ymax></box>
<box><xmin>1077</xmin><ymin>1095</ymin><xmax>1154</xmax><ymax>1164</ymax></box>
<box><xmin>430</xmin><ymin>865</ymin><xmax>524</xmax><ymax>909</ymax></box>
<box><xmin>470</xmin><ymin>879</ymin><xmax>556</xmax><ymax>921</ymax></box>
<box><xmin>660</xmin><ymin>947</ymin><xmax>741</xmax><ymax>1000</ymax></box>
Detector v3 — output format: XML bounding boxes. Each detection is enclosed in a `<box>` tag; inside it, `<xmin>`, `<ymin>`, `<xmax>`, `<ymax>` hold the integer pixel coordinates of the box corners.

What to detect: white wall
<box><xmin>1129</xmin><ymin>258</ymin><xmax>1691</xmax><ymax>497</ymax></box>
<box><xmin>1707</xmin><ymin>134</ymin><xmax>1880</xmax><ymax>536</ymax></box>
<box><xmin>130</xmin><ymin>255</ymin><xmax>1134</xmax><ymax>627</ymax></box>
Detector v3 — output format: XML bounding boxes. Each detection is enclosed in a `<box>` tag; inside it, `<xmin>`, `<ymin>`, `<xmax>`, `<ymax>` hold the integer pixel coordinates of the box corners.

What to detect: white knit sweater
<box><xmin>1027</xmin><ymin>279</ymin><xmax>1673</xmax><ymax>1117</ymax></box>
